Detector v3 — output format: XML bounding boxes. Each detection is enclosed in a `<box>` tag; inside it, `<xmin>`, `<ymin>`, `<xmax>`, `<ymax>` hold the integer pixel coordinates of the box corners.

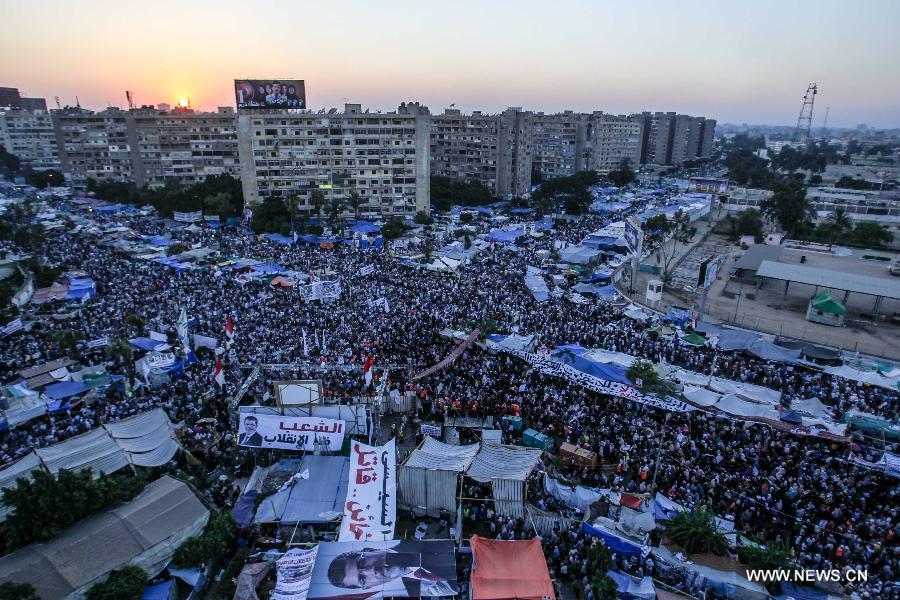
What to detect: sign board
<box><xmin>271</xmin><ymin>546</ymin><xmax>318</xmax><ymax>600</ymax></box>
<box><xmin>86</xmin><ymin>336</ymin><xmax>109</xmax><ymax>349</ymax></box>
<box><xmin>173</xmin><ymin>210</ymin><xmax>203</xmax><ymax>223</ymax></box>
<box><xmin>237</xmin><ymin>413</ymin><xmax>344</xmax><ymax>451</ymax></box>
<box><xmin>624</xmin><ymin>216</ymin><xmax>643</xmax><ymax>258</ymax></box>
<box><xmin>235</xmin><ymin>79</ymin><xmax>306</xmax><ymax>109</ymax></box>
<box><xmin>275</xmin><ymin>380</ymin><xmax>324</xmax><ymax>407</ymax></box>
<box><xmin>697</xmin><ymin>256</ymin><xmax>720</xmax><ymax>290</ymax></box>
<box><xmin>420</xmin><ymin>423</ymin><xmax>442</xmax><ymax>437</ymax></box>
<box><xmin>339</xmin><ymin>439</ymin><xmax>396</xmax><ymax>542</ymax></box>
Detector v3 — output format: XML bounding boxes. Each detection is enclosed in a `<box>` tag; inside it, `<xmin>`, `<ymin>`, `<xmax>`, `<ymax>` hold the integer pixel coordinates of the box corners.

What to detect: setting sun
<box><xmin>178</xmin><ymin>97</ymin><xmax>190</xmax><ymax>107</ymax></box>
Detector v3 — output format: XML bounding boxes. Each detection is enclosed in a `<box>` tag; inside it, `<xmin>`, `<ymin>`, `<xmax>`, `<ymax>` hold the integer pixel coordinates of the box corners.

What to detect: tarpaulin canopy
<box><xmin>716</xmin><ymin>329</ymin><xmax>760</xmax><ymax>351</ymax></box>
<box><xmin>809</xmin><ymin>291</ymin><xmax>845</xmax><ymax>315</ymax></box>
<box><xmin>265</xmin><ymin>233</ymin><xmax>294</xmax><ymax>245</ymax></box>
<box><xmin>43</xmin><ymin>380</ymin><xmax>89</xmax><ymax>401</ymax></box>
<box><xmin>608</xmin><ymin>571</ymin><xmax>655</xmax><ymax>599</ymax></box>
<box><xmin>469</xmin><ymin>535</ymin><xmax>555</xmax><ymax>600</ymax></box>
<box><xmin>486</xmin><ymin>229</ymin><xmax>522</xmax><ymax>243</ymax></box>
<box><xmin>141</xmin><ymin>580</ymin><xmax>174</xmax><ymax>600</ymax></box>
<box><xmin>254</xmin><ymin>455</ymin><xmax>349</xmax><ymax>524</ymax></box>
<box><xmin>64</xmin><ymin>277</ymin><xmax>96</xmax><ymax>301</ymax></box>
<box><xmin>350</xmin><ymin>221</ymin><xmax>381</xmax><ymax>234</ymax></box>
<box><xmin>130</xmin><ymin>337</ymin><xmax>169</xmax><ymax>352</ymax></box>
<box><xmin>524</xmin><ymin>266</ymin><xmax>550</xmax><ymax>302</ymax></box>
<box><xmin>582</xmin><ymin>522</ymin><xmax>643</xmax><ymax>556</ymax></box>
<box><xmin>148</xmin><ymin>235</ymin><xmax>177</xmax><ymax>247</ymax></box>
<box><xmin>553</xmin><ymin>350</ymin><xmax>632</xmax><ymax>385</ymax></box>
<box><xmin>250</xmin><ymin>262</ymin><xmax>287</xmax><ymax>274</ymax></box>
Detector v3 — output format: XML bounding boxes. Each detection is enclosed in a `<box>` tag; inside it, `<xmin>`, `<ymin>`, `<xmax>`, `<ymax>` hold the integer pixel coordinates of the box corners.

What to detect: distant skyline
<box><xmin>2</xmin><ymin>0</ymin><xmax>899</xmax><ymax>128</ymax></box>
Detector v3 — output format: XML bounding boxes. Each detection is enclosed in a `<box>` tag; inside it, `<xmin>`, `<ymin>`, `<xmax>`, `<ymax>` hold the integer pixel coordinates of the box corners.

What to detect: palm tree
<box><xmin>825</xmin><ymin>207</ymin><xmax>852</xmax><ymax>245</ymax></box>
<box><xmin>54</xmin><ymin>329</ymin><xmax>83</xmax><ymax>358</ymax></box>
<box><xmin>124</xmin><ymin>313</ymin><xmax>145</xmax><ymax>335</ymax></box>
<box><xmin>106</xmin><ymin>337</ymin><xmax>135</xmax><ymax>385</ymax></box>
<box><xmin>347</xmin><ymin>190</ymin><xmax>363</xmax><ymax>223</ymax></box>
<box><xmin>326</xmin><ymin>197</ymin><xmax>344</xmax><ymax>231</ymax></box>
<box><xmin>310</xmin><ymin>190</ymin><xmax>325</xmax><ymax>223</ymax></box>
<box><xmin>284</xmin><ymin>192</ymin><xmax>301</xmax><ymax>235</ymax></box>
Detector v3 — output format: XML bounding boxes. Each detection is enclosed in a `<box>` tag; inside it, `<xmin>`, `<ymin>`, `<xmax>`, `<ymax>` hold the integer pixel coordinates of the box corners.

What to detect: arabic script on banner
<box><xmin>271</xmin><ymin>546</ymin><xmax>318</xmax><ymax>600</ymax></box>
<box><xmin>338</xmin><ymin>439</ymin><xmax>396</xmax><ymax>541</ymax></box>
<box><xmin>237</xmin><ymin>413</ymin><xmax>345</xmax><ymax>451</ymax></box>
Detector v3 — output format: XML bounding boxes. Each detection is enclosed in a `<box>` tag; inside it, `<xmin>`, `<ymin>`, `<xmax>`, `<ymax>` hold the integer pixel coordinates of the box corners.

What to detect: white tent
<box><xmin>466</xmin><ymin>444</ymin><xmax>542</xmax><ymax>518</ymax></box>
<box><xmin>399</xmin><ymin>437</ymin><xmax>479</xmax><ymax>516</ymax></box>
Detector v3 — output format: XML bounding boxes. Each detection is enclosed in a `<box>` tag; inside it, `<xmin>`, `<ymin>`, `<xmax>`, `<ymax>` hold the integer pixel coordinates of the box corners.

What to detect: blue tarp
<box><xmin>205</xmin><ymin>221</ymin><xmax>224</xmax><ymax>228</ymax></box>
<box><xmin>254</xmin><ymin>455</ymin><xmax>350</xmax><ymax>524</ymax></box>
<box><xmin>141</xmin><ymin>580</ymin><xmax>173</xmax><ymax>600</ymax></box>
<box><xmin>582</xmin><ymin>271</ymin><xmax>612</xmax><ymax>283</ymax></box>
<box><xmin>582</xmin><ymin>236</ymin><xmax>621</xmax><ymax>251</ymax></box>
<box><xmin>664</xmin><ymin>306</ymin><xmax>691</xmax><ymax>324</ymax></box>
<box><xmin>250</xmin><ymin>263</ymin><xmax>287</xmax><ymax>274</ymax></box>
<box><xmin>130</xmin><ymin>337</ymin><xmax>168</xmax><ymax>352</ymax></box>
<box><xmin>43</xmin><ymin>381</ymin><xmax>89</xmax><ymax>401</ymax></box>
<box><xmin>266</xmin><ymin>233</ymin><xmax>295</xmax><ymax>245</ymax></box>
<box><xmin>487</xmin><ymin>229</ymin><xmax>522</xmax><ymax>243</ymax></box>
<box><xmin>350</xmin><ymin>221</ymin><xmax>381</xmax><ymax>234</ymax></box>
<box><xmin>775</xmin><ymin>583</ymin><xmax>829</xmax><ymax>600</ymax></box>
<box><xmin>231</xmin><ymin>490</ymin><xmax>258</xmax><ymax>528</ymax></box>
<box><xmin>96</xmin><ymin>204</ymin><xmax>126</xmax><ymax>213</ymax></box>
<box><xmin>64</xmin><ymin>277</ymin><xmax>96</xmax><ymax>300</ymax></box>
<box><xmin>509</xmin><ymin>207</ymin><xmax>533</xmax><ymax>214</ymax></box>
<box><xmin>552</xmin><ymin>344</ymin><xmax>587</xmax><ymax>356</ymax></box>
<box><xmin>152</xmin><ymin>257</ymin><xmax>189</xmax><ymax>273</ymax></box>
<box><xmin>148</xmin><ymin>235</ymin><xmax>177</xmax><ymax>247</ymax></box>
<box><xmin>582</xmin><ymin>522</ymin><xmax>643</xmax><ymax>556</ymax></box>
<box><xmin>554</xmin><ymin>351</ymin><xmax>632</xmax><ymax>384</ymax></box>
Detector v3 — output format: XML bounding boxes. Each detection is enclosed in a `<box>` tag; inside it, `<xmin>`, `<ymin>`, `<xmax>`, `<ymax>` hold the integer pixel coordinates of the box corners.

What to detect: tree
<box><xmin>761</xmin><ymin>176</ymin><xmax>812</xmax><ymax>238</ymax></box>
<box><xmin>430</xmin><ymin>176</ymin><xmax>495</xmax><ymax>211</ymax></box>
<box><xmin>325</xmin><ymin>197</ymin><xmax>344</xmax><ymax>227</ymax></box>
<box><xmin>310</xmin><ymin>189</ymin><xmax>325</xmax><ymax>221</ymax></box>
<box><xmin>835</xmin><ymin>176</ymin><xmax>876</xmax><ymax>190</ymax></box>
<box><xmin>251</xmin><ymin>197</ymin><xmax>292</xmax><ymax>233</ymax></box>
<box><xmin>413</xmin><ymin>210</ymin><xmax>433</xmax><ymax>226</ymax></box>
<box><xmin>809</xmin><ymin>174</ymin><xmax>823</xmax><ymax>185</ymax></box>
<box><xmin>850</xmin><ymin>221</ymin><xmax>894</xmax><ymax>247</ymax></box>
<box><xmin>347</xmin><ymin>190</ymin><xmax>363</xmax><ymax>222</ymax></box>
<box><xmin>0</xmin><ymin>144</ymin><xmax>21</xmax><ymax>179</ymax></box>
<box><xmin>124</xmin><ymin>313</ymin><xmax>145</xmax><ymax>333</ymax></box>
<box><xmin>0</xmin><ymin>582</ymin><xmax>39</xmax><ymax>600</ymax></box>
<box><xmin>53</xmin><ymin>329</ymin><xmax>83</xmax><ymax>359</ymax></box>
<box><xmin>172</xmin><ymin>512</ymin><xmax>236</xmax><ymax>568</ymax></box>
<box><xmin>738</xmin><ymin>541</ymin><xmax>793</xmax><ymax>571</ymax></box>
<box><xmin>655</xmin><ymin>214</ymin><xmax>696</xmax><ymax>283</ymax></box>
<box><xmin>459</xmin><ymin>211</ymin><xmax>474</xmax><ymax>225</ymax></box>
<box><xmin>202</xmin><ymin>192</ymin><xmax>233</xmax><ymax>220</ymax></box>
<box><xmin>284</xmin><ymin>193</ymin><xmax>302</xmax><ymax>234</ymax></box>
<box><xmin>666</xmin><ymin>507</ymin><xmax>729</xmax><ymax>556</ymax></box>
<box><xmin>824</xmin><ymin>208</ymin><xmax>852</xmax><ymax>244</ymax></box>
<box><xmin>381</xmin><ymin>218</ymin><xmax>410</xmax><ymax>240</ymax></box>
<box><xmin>106</xmin><ymin>337</ymin><xmax>135</xmax><ymax>385</ymax></box>
<box><xmin>85</xmin><ymin>566</ymin><xmax>147</xmax><ymax>600</ymax></box>
<box><xmin>724</xmin><ymin>149</ymin><xmax>772</xmax><ymax>188</ymax></box>
<box><xmin>25</xmin><ymin>169</ymin><xmax>65</xmax><ymax>189</ymax></box>
<box><xmin>586</xmin><ymin>541</ymin><xmax>618</xmax><ymax>600</ymax></box>
<box><xmin>607</xmin><ymin>158</ymin><xmax>636</xmax><ymax>187</ymax></box>
<box><xmin>626</xmin><ymin>359</ymin><xmax>659</xmax><ymax>389</ymax></box>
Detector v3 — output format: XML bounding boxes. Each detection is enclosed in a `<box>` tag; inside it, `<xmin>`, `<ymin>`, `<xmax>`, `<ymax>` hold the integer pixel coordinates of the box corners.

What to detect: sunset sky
<box><xmin>2</xmin><ymin>0</ymin><xmax>899</xmax><ymax>127</ymax></box>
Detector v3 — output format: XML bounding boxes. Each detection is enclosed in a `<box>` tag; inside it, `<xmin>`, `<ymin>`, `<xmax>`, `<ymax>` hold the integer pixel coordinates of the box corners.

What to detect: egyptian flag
<box><xmin>213</xmin><ymin>357</ymin><xmax>225</xmax><ymax>387</ymax></box>
<box><xmin>363</xmin><ymin>355</ymin><xmax>374</xmax><ymax>388</ymax></box>
<box><xmin>225</xmin><ymin>316</ymin><xmax>235</xmax><ymax>343</ymax></box>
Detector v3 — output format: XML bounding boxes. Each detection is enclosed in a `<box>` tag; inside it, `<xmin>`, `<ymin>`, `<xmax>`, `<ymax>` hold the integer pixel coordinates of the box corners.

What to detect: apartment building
<box><xmin>430</xmin><ymin>109</ymin><xmax>501</xmax><ymax>195</ymax></box>
<box><xmin>587</xmin><ymin>113</ymin><xmax>644</xmax><ymax>174</ymax></box>
<box><xmin>0</xmin><ymin>87</ymin><xmax>48</xmax><ymax>111</ymax></box>
<box><xmin>51</xmin><ymin>106</ymin><xmax>241</xmax><ymax>189</ymax></box>
<box><xmin>237</xmin><ymin>102</ymin><xmax>431</xmax><ymax>218</ymax></box>
<box><xmin>531</xmin><ymin>111</ymin><xmax>589</xmax><ymax>180</ymax></box>
<box><xmin>638</xmin><ymin>112</ymin><xmax>716</xmax><ymax>165</ymax></box>
<box><xmin>806</xmin><ymin>186</ymin><xmax>900</xmax><ymax>224</ymax></box>
<box><xmin>0</xmin><ymin>107</ymin><xmax>60</xmax><ymax>171</ymax></box>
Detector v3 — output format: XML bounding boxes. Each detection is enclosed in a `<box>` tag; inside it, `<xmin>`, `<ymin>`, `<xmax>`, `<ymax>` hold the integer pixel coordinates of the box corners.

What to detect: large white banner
<box><xmin>174</xmin><ymin>210</ymin><xmax>203</xmax><ymax>223</ymax></box>
<box><xmin>1</xmin><ymin>318</ymin><xmax>23</xmax><ymax>337</ymax></box>
<box><xmin>505</xmin><ymin>349</ymin><xmax>695</xmax><ymax>413</ymax></box>
<box><xmin>299</xmin><ymin>280</ymin><xmax>342</xmax><ymax>303</ymax></box>
<box><xmin>339</xmin><ymin>439</ymin><xmax>396</xmax><ymax>542</ymax></box>
<box><xmin>237</xmin><ymin>414</ymin><xmax>345</xmax><ymax>451</ymax></box>
<box><xmin>271</xmin><ymin>546</ymin><xmax>318</xmax><ymax>600</ymax></box>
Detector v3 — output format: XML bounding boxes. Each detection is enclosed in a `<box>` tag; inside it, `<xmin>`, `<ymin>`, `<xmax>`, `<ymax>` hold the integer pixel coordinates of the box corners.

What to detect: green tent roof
<box><xmin>810</xmin><ymin>291</ymin><xmax>845</xmax><ymax>315</ymax></box>
<box><xmin>681</xmin><ymin>332</ymin><xmax>707</xmax><ymax>346</ymax></box>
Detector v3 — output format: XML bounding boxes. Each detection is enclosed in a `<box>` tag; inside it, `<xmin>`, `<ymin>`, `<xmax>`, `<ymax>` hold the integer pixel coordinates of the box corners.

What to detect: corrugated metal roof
<box><xmin>732</xmin><ymin>245</ymin><xmax>783</xmax><ymax>272</ymax></box>
<box><xmin>757</xmin><ymin>260</ymin><xmax>900</xmax><ymax>300</ymax></box>
<box><xmin>466</xmin><ymin>443</ymin><xmax>542</xmax><ymax>482</ymax></box>
<box><xmin>404</xmin><ymin>438</ymin><xmax>479</xmax><ymax>472</ymax></box>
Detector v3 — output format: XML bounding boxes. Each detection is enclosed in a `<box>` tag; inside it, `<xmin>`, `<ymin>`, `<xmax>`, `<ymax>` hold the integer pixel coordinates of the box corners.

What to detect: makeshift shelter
<box><xmin>399</xmin><ymin>437</ymin><xmax>479</xmax><ymax>516</ymax></box>
<box><xmin>806</xmin><ymin>291</ymin><xmax>845</xmax><ymax>327</ymax></box>
<box><xmin>253</xmin><ymin>455</ymin><xmax>349</xmax><ymax>525</ymax></box>
<box><xmin>469</xmin><ymin>535</ymin><xmax>555</xmax><ymax>600</ymax></box>
<box><xmin>466</xmin><ymin>444</ymin><xmax>542</xmax><ymax>517</ymax></box>
<box><xmin>0</xmin><ymin>476</ymin><xmax>209</xmax><ymax>600</ymax></box>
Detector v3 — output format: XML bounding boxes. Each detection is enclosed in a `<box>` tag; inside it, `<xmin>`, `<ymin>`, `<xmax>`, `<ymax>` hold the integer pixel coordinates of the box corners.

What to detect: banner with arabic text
<box><xmin>237</xmin><ymin>413</ymin><xmax>345</xmax><ymax>451</ymax></box>
<box><xmin>339</xmin><ymin>439</ymin><xmax>396</xmax><ymax>542</ymax></box>
<box><xmin>271</xmin><ymin>546</ymin><xmax>318</xmax><ymax>600</ymax></box>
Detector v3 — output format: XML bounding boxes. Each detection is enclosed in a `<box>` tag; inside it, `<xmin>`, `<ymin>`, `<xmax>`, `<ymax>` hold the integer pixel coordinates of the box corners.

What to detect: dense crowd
<box><xmin>0</xmin><ymin>190</ymin><xmax>897</xmax><ymax>597</ymax></box>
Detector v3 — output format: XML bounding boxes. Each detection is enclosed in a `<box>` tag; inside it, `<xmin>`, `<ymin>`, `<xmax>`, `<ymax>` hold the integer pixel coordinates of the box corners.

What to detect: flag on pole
<box><xmin>363</xmin><ymin>355</ymin><xmax>375</xmax><ymax>388</ymax></box>
<box><xmin>225</xmin><ymin>315</ymin><xmax>235</xmax><ymax>343</ymax></box>
<box><xmin>314</xmin><ymin>329</ymin><xmax>320</xmax><ymax>349</ymax></box>
<box><xmin>302</xmin><ymin>328</ymin><xmax>309</xmax><ymax>356</ymax></box>
<box><xmin>176</xmin><ymin>307</ymin><xmax>189</xmax><ymax>351</ymax></box>
<box><xmin>214</xmin><ymin>357</ymin><xmax>225</xmax><ymax>387</ymax></box>
<box><xmin>321</xmin><ymin>330</ymin><xmax>328</xmax><ymax>352</ymax></box>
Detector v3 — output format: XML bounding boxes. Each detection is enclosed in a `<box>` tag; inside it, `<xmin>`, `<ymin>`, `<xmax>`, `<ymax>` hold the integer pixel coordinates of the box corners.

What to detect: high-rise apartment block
<box><xmin>51</xmin><ymin>106</ymin><xmax>241</xmax><ymax>189</ymax></box>
<box><xmin>587</xmin><ymin>113</ymin><xmax>644</xmax><ymax>174</ymax></box>
<box><xmin>531</xmin><ymin>111</ymin><xmax>589</xmax><ymax>179</ymax></box>
<box><xmin>430</xmin><ymin>107</ymin><xmax>534</xmax><ymax>198</ymax></box>
<box><xmin>236</xmin><ymin>103</ymin><xmax>431</xmax><ymax>218</ymax></box>
<box><xmin>0</xmin><ymin>87</ymin><xmax>48</xmax><ymax>112</ymax></box>
<box><xmin>0</xmin><ymin>107</ymin><xmax>60</xmax><ymax>171</ymax></box>
<box><xmin>637</xmin><ymin>112</ymin><xmax>716</xmax><ymax>165</ymax></box>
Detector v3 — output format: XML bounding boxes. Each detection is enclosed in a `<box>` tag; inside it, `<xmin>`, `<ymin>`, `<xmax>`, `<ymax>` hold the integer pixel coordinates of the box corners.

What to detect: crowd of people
<box><xmin>0</xmin><ymin>188</ymin><xmax>897</xmax><ymax>598</ymax></box>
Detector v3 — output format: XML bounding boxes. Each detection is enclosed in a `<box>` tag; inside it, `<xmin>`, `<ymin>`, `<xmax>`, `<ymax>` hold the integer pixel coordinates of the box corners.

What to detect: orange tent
<box><xmin>470</xmin><ymin>535</ymin><xmax>555</xmax><ymax>600</ymax></box>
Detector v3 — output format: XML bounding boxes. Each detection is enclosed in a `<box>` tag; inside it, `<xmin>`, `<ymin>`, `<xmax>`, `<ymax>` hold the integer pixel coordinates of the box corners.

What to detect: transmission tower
<box><xmin>793</xmin><ymin>83</ymin><xmax>817</xmax><ymax>145</ymax></box>
<box><xmin>820</xmin><ymin>106</ymin><xmax>830</xmax><ymax>141</ymax></box>
<box><xmin>125</xmin><ymin>90</ymin><xmax>134</xmax><ymax>109</ymax></box>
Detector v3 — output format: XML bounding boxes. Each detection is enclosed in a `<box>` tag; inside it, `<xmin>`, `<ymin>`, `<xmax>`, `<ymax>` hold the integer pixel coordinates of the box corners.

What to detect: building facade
<box><xmin>531</xmin><ymin>111</ymin><xmax>589</xmax><ymax>180</ymax></box>
<box><xmin>51</xmin><ymin>106</ymin><xmax>241</xmax><ymax>189</ymax></box>
<box><xmin>237</xmin><ymin>103</ymin><xmax>431</xmax><ymax>218</ymax></box>
<box><xmin>587</xmin><ymin>113</ymin><xmax>644</xmax><ymax>174</ymax></box>
<box><xmin>637</xmin><ymin>112</ymin><xmax>716</xmax><ymax>165</ymax></box>
<box><xmin>0</xmin><ymin>107</ymin><xmax>60</xmax><ymax>171</ymax></box>
<box><xmin>0</xmin><ymin>87</ymin><xmax>48</xmax><ymax>112</ymax></box>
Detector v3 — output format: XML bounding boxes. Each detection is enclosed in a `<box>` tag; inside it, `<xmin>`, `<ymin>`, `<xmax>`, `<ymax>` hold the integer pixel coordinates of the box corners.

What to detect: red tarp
<box><xmin>470</xmin><ymin>535</ymin><xmax>555</xmax><ymax>600</ymax></box>
<box><xmin>619</xmin><ymin>493</ymin><xmax>643</xmax><ymax>510</ymax></box>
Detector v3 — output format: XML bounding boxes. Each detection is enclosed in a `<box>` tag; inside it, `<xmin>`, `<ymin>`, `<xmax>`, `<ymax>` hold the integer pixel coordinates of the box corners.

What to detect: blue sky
<box><xmin>2</xmin><ymin>0</ymin><xmax>898</xmax><ymax>127</ymax></box>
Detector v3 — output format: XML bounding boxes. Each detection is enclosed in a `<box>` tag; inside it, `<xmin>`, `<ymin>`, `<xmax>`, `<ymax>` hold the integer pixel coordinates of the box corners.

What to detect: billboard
<box><xmin>307</xmin><ymin>540</ymin><xmax>458</xmax><ymax>599</ymax></box>
<box><xmin>697</xmin><ymin>256</ymin><xmax>720</xmax><ymax>290</ymax></box>
<box><xmin>624</xmin><ymin>216</ymin><xmax>643</xmax><ymax>258</ymax></box>
<box><xmin>339</xmin><ymin>439</ymin><xmax>396</xmax><ymax>543</ymax></box>
<box><xmin>235</xmin><ymin>79</ymin><xmax>306</xmax><ymax>109</ymax></box>
<box><xmin>275</xmin><ymin>380</ymin><xmax>324</xmax><ymax>407</ymax></box>
<box><xmin>272</xmin><ymin>546</ymin><xmax>318</xmax><ymax>600</ymax></box>
<box><xmin>237</xmin><ymin>413</ymin><xmax>344</xmax><ymax>451</ymax></box>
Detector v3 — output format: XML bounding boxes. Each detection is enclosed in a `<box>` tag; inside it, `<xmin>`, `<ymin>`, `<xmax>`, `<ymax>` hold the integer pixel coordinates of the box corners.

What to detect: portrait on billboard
<box><xmin>235</xmin><ymin>79</ymin><xmax>306</xmax><ymax>109</ymax></box>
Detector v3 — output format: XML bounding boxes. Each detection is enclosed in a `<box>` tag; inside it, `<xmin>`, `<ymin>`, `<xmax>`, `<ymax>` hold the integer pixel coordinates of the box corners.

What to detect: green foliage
<box><xmin>172</xmin><ymin>512</ymin><xmax>237</xmax><ymax>568</ymax></box>
<box><xmin>835</xmin><ymin>176</ymin><xmax>877</xmax><ymax>190</ymax></box>
<box><xmin>808</xmin><ymin>174</ymin><xmax>823</xmax><ymax>184</ymax></box>
<box><xmin>849</xmin><ymin>220</ymin><xmax>893</xmax><ymax>247</ymax></box>
<box><xmin>607</xmin><ymin>158</ymin><xmax>636</xmax><ymax>187</ymax></box>
<box><xmin>770</xmin><ymin>141</ymin><xmax>838</xmax><ymax>173</ymax></box>
<box><xmin>459</xmin><ymin>211</ymin><xmax>474</xmax><ymax>224</ymax></box>
<box><xmin>207</xmin><ymin>547</ymin><xmax>252</xmax><ymax>600</ymax></box>
<box><xmin>28</xmin><ymin>260</ymin><xmax>65</xmax><ymax>288</ymax></box>
<box><xmin>347</xmin><ymin>190</ymin><xmax>363</xmax><ymax>221</ymax></box>
<box><xmin>738</xmin><ymin>541</ymin><xmax>793</xmax><ymax>571</ymax></box>
<box><xmin>413</xmin><ymin>210</ymin><xmax>433</xmax><ymax>225</ymax></box>
<box><xmin>166</xmin><ymin>243</ymin><xmax>189</xmax><ymax>256</ymax></box>
<box><xmin>761</xmin><ymin>176</ymin><xmax>812</xmax><ymax>238</ymax></box>
<box><xmin>725</xmin><ymin>209</ymin><xmax>764</xmax><ymax>242</ymax></box>
<box><xmin>380</xmin><ymin>218</ymin><xmax>410</xmax><ymax>240</ymax></box>
<box><xmin>124</xmin><ymin>312</ymin><xmax>145</xmax><ymax>332</ymax></box>
<box><xmin>310</xmin><ymin>189</ymin><xmax>325</xmax><ymax>220</ymax></box>
<box><xmin>667</xmin><ymin>507</ymin><xmax>729</xmax><ymax>556</ymax></box>
<box><xmin>251</xmin><ymin>197</ymin><xmax>292</xmax><ymax>234</ymax></box>
<box><xmin>722</xmin><ymin>134</ymin><xmax>766</xmax><ymax>153</ymax></box>
<box><xmin>530</xmin><ymin>165</ymin><xmax>543</xmax><ymax>185</ymax></box>
<box><xmin>532</xmin><ymin>171</ymin><xmax>598</xmax><ymax>215</ymax></box>
<box><xmin>2</xmin><ymin>469</ymin><xmax>149</xmax><ymax>552</ymax></box>
<box><xmin>626</xmin><ymin>359</ymin><xmax>659</xmax><ymax>389</ymax></box>
<box><xmin>724</xmin><ymin>149</ymin><xmax>772</xmax><ymax>188</ymax></box>
<box><xmin>644</xmin><ymin>214</ymin><xmax>674</xmax><ymax>242</ymax></box>
<box><xmin>53</xmin><ymin>329</ymin><xmax>83</xmax><ymax>358</ymax></box>
<box><xmin>0</xmin><ymin>581</ymin><xmax>39</xmax><ymax>600</ymax></box>
<box><xmin>88</xmin><ymin>174</ymin><xmax>243</xmax><ymax>218</ymax></box>
<box><xmin>586</xmin><ymin>541</ymin><xmax>618</xmax><ymax>600</ymax></box>
<box><xmin>0</xmin><ymin>144</ymin><xmax>21</xmax><ymax>179</ymax></box>
<box><xmin>325</xmin><ymin>197</ymin><xmax>344</xmax><ymax>224</ymax></box>
<box><xmin>85</xmin><ymin>566</ymin><xmax>147</xmax><ymax>600</ymax></box>
<box><xmin>430</xmin><ymin>176</ymin><xmax>495</xmax><ymax>211</ymax></box>
<box><xmin>25</xmin><ymin>169</ymin><xmax>66</xmax><ymax>189</ymax></box>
